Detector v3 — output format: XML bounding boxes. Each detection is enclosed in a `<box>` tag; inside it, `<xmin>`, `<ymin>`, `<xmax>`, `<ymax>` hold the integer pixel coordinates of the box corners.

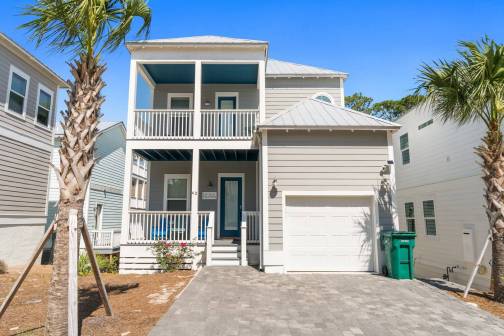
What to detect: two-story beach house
<box><xmin>0</xmin><ymin>32</ymin><xmax>67</xmax><ymax>266</ymax></box>
<box><xmin>393</xmin><ymin>104</ymin><xmax>491</xmax><ymax>290</ymax></box>
<box><xmin>119</xmin><ymin>36</ymin><xmax>400</xmax><ymax>274</ymax></box>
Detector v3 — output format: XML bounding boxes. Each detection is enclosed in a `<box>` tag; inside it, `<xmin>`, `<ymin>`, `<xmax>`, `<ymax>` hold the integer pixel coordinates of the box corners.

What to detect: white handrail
<box><xmin>201</xmin><ymin>110</ymin><xmax>259</xmax><ymax>139</ymax></box>
<box><xmin>133</xmin><ymin>109</ymin><xmax>193</xmax><ymax>139</ymax></box>
<box><xmin>243</xmin><ymin>211</ymin><xmax>260</xmax><ymax>243</ymax></box>
<box><xmin>88</xmin><ymin>230</ymin><xmax>115</xmax><ymax>248</ymax></box>
<box><xmin>206</xmin><ymin>213</ymin><xmax>214</xmax><ymax>266</ymax></box>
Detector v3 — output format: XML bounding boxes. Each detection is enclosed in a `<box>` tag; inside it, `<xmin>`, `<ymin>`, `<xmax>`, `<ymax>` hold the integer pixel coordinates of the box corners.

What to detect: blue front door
<box><xmin>220</xmin><ymin>177</ymin><xmax>242</xmax><ymax>237</ymax></box>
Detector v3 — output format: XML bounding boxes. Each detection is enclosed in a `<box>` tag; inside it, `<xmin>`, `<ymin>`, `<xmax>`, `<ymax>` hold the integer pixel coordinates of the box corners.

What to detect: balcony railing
<box><xmin>127</xmin><ymin>211</ymin><xmax>214</xmax><ymax>243</ymax></box>
<box><xmin>133</xmin><ymin>109</ymin><xmax>194</xmax><ymax>139</ymax></box>
<box><xmin>132</xmin><ymin>109</ymin><xmax>258</xmax><ymax>140</ymax></box>
<box><xmin>82</xmin><ymin>230</ymin><xmax>119</xmax><ymax>249</ymax></box>
<box><xmin>243</xmin><ymin>211</ymin><xmax>260</xmax><ymax>243</ymax></box>
<box><xmin>201</xmin><ymin>110</ymin><xmax>259</xmax><ymax>139</ymax></box>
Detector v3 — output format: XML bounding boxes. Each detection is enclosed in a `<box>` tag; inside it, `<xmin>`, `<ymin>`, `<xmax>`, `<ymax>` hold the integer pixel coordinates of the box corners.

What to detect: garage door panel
<box><xmin>285</xmin><ymin>196</ymin><xmax>374</xmax><ymax>272</ymax></box>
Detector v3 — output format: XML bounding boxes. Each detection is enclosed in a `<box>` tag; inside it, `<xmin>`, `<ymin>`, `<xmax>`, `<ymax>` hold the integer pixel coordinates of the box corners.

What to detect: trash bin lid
<box><xmin>390</xmin><ymin>231</ymin><xmax>416</xmax><ymax>239</ymax></box>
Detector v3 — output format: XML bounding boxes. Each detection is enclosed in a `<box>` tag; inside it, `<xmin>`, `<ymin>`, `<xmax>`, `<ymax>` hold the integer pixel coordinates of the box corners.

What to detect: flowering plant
<box><xmin>150</xmin><ymin>241</ymin><xmax>194</xmax><ymax>272</ymax></box>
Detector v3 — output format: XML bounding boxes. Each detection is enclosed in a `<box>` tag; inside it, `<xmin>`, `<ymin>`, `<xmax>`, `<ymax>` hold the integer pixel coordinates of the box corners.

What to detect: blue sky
<box><xmin>1</xmin><ymin>0</ymin><xmax>503</xmax><ymax>123</ymax></box>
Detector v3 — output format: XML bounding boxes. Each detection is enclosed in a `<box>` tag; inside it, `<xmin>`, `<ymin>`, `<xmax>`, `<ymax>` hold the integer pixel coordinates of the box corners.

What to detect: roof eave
<box><xmin>0</xmin><ymin>33</ymin><xmax>68</xmax><ymax>88</ymax></box>
<box><xmin>126</xmin><ymin>41</ymin><xmax>269</xmax><ymax>51</ymax></box>
<box><xmin>257</xmin><ymin>125</ymin><xmax>401</xmax><ymax>131</ymax></box>
<box><xmin>266</xmin><ymin>73</ymin><xmax>348</xmax><ymax>79</ymax></box>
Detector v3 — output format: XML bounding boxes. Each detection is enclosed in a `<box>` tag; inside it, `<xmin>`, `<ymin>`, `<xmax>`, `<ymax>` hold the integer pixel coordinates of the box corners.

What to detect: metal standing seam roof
<box><xmin>54</xmin><ymin>121</ymin><xmax>125</xmax><ymax>136</ymax></box>
<box><xmin>259</xmin><ymin>99</ymin><xmax>400</xmax><ymax>130</ymax></box>
<box><xmin>126</xmin><ymin>35</ymin><xmax>268</xmax><ymax>46</ymax></box>
<box><xmin>266</xmin><ymin>59</ymin><xmax>347</xmax><ymax>78</ymax></box>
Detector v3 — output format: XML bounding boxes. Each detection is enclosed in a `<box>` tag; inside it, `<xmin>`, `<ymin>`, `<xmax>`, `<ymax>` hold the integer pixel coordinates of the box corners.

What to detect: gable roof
<box><xmin>127</xmin><ymin>35</ymin><xmax>268</xmax><ymax>47</ymax></box>
<box><xmin>258</xmin><ymin>99</ymin><xmax>400</xmax><ymax>130</ymax></box>
<box><xmin>266</xmin><ymin>59</ymin><xmax>347</xmax><ymax>78</ymax></box>
<box><xmin>0</xmin><ymin>33</ymin><xmax>67</xmax><ymax>87</ymax></box>
<box><xmin>54</xmin><ymin>121</ymin><xmax>125</xmax><ymax>136</ymax></box>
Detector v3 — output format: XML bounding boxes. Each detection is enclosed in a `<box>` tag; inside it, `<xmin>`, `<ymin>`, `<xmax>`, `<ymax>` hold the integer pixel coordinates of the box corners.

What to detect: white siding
<box><xmin>393</xmin><ymin>104</ymin><xmax>490</xmax><ymax>290</ymax></box>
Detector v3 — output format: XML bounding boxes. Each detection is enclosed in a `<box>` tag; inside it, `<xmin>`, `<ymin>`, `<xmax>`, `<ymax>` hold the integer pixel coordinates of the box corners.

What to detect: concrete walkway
<box><xmin>150</xmin><ymin>267</ymin><xmax>504</xmax><ymax>336</ymax></box>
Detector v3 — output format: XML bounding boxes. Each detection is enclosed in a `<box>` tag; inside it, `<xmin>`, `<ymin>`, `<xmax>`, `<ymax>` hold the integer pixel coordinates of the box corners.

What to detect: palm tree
<box><xmin>20</xmin><ymin>0</ymin><xmax>151</xmax><ymax>333</ymax></box>
<box><xmin>416</xmin><ymin>37</ymin><xmax>504</xmax><ymax>302</ymax></box>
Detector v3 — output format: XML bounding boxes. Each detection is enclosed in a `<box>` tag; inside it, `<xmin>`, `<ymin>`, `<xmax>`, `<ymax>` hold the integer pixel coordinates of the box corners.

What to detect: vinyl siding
<box><xmin>393</xmin><ymin>105</ymin><xmax>490</xmax><ymax>290</ymax></box>
<box><xmin>86</xmin><ymin>126</ymin><xmax>125</xmax><ymax>231</ymax></box>
<box><xmin>0</xmin><ymin>43</ymin><xmax>60</xmax><ymax>143</ymax></box>
<box><xmin>265</xmin><ymin>78</ymin><xmax>343</xmax><ymax>119</ymax></box>
<box><xmin>0</xmin><ymin>135</ymin><xmax>51</xmax><ymax>216</ymax></box>
<box><xmin>266</xmin><ymin>130</ymin><xmax>393</xmax><ymax>251</ymax></box>
<box><xmin>152</xmin><ymin>84</ymin><xmax>259</xmax><ymax>109</ymax></box>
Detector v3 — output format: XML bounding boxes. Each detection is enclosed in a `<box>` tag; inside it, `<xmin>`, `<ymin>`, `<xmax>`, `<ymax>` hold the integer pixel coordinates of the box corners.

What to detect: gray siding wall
<box><xmin>265</xmin><ymin>78</ymin><xmax>342</xmax><ymax>119</ymax></box>
<box><xmin>153</xmin><ymin>84</ymin><xmax>259</xmax><ymax>109</ymax></box>
<box><xmin>266</xmin><ymin>130</ymin><xmax>393</xmax><ymax>251</ymax></box>
<box><xmin>0</xmin><ymin>135</ymin><xmax>51</xmax><ymax>216</ymax></box>
<box><xmin>148</xmin><ymin>161</ymin><xmax>257</xmax><ymax>212</ymax></box>
<box><xmin>85</xmin><ymin>126</ymin><xmax>125</xmax><ymax>230</ymax></box>
<box><xmin>0</xmin><ymin>43</ymin><xmax>60</xmax><ymax>144</ymax></box>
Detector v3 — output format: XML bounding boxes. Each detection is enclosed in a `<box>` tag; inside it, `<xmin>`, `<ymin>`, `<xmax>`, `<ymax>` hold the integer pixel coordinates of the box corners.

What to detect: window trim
<box><xmin>167</xmin><ymin>93</ymin><xmax>193</xmax><ymax>109</ymax></box>
<box><xmin>400</xmin><ymin>133</ymin><xmax>410</xmax><ymax>165</ymax></box>
<box><xmin>423</xmin><ymin>200</ymin><xmax>437</xmax><ymax>236</ymax></box>
<box><xmin>312</xmin><ymin>92</ymin><xmax>335</xmax><ymax>105</ymax></box>
<box><xmin>163</xmin><ymin>174</ymin><xmax>191</xmax><ymax>211</ymax></box>
<box><xmin>215</xmin><ymin>92</ymin><xmax>239</xmax><ymax>109</ymax></box>
<box><xmin>95</xmin><ymin>203</ymin><xmax>103</xmax><ymax>230</ymax></box>
<box><xmin>404</xmin><ymin>202</ymin><xmax>415</xmax><ymax>232</ymax></box>
<box><xmin>34</xmin><ymin>83</ymin><xmax>54</xmax><ymax>129</ymax></box>
<box><xmin>6</xmin><ymin>65</ymin><xmax>30</xmax><ymax>119</ymax></box>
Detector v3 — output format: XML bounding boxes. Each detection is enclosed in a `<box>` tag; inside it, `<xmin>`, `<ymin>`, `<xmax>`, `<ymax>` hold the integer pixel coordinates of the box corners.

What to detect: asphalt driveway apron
<box><xmin>149</xmin><ymin>266</ymin><xmax>504</xmax><ymax>336</ymax></box>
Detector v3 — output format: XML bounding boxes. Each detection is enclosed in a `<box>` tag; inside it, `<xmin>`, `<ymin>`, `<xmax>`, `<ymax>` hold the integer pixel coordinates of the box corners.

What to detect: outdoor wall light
<box><xmin>272</xmin><ymin>178</ymin><xmax>278</xmax><ymax>189</ymax></box>
<box><xmin>208</xmin><ymin>180</ymin><xmax>213</xmax><ymax>188</ymax></box>
<box><xmin>204</xmin><ymin>101</ymin><xmax>211</xmax><ymax>107</ymax></box>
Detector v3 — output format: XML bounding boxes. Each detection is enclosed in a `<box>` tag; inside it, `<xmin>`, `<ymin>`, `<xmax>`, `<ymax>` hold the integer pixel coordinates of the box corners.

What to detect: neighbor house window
<box><xmin>36</xmin><ymin>84</ymin><xmax>53</xmax><ymax>127</ymax></box>
<box><xmin>130</xmin><ymin>178</ymin><xmax>138</xmax><ymax>197</ymax></box>
<box><xmin>404</xmin><ymin>202</ymin><xmax>415</xmax><ymax>232</ymax></box>
<box><xmin>313</xmin><ymin>92</ymin><xmax>334</xmax><ymax>105</ymax></box>
<box><xmin>400</xmin><ymin>133</ymin><xmax>410</xmax><ymax>164</ymax></box>
<box><xmin>94</xmin><ymin>204</ymin><xmax>103</xmax><ymax>230</ymax></box>
<box><xmin>418</xmin><ymin>119</ymin><xmax>433</xmax><ymax>130</ymax></box>
<box><xmin>423</xmin><ymin>200</ymin><xmax>437</xmax><ymax>236</ymax></box>
<box><xmin>138</xmin><ymin>180</ymin><xmax>145</xmax><ymax>200</ymax></box>
<box><xmin>164</xmin><ymin>174</ymin><xmax>190</xmax><ymax>211</ymax></box>
<box><xmin>7</xmin><ymin>66</ymin><xmax>30</xmax><ymax>116</ymax></box>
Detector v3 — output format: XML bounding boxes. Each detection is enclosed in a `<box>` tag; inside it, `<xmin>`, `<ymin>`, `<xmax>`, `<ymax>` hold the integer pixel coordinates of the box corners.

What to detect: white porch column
<box><xmin>126</xmin><ymin>60</ymin><xmax>138</xmax><ymax>139</ymax></box>
<box><xmin>190</xmin><ymin>148</ymin><xmax>200</xmax><ymax>240</ymax></box>
<box><xmin>193</xmin><ymin>61</ymin><xmax>202</xmax><ymax>138</ymax></box>
<box><xmin>120</xmin><ymin>144</ymin><xmax>133</xmax><ymax>245</ymax></box>
<box><xmin>258</xmin><ymin>60</ymin><xmax>266</xmax><ymax>123</ymax></box>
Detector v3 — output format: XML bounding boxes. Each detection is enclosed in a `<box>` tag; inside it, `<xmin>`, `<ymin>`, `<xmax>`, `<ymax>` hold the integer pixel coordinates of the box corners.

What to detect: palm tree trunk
<box><xmin>45</xmin><ymin>55</ymin><xmax>104</xmax><ymax>335</ymax></box>
<box><xmin>478</xmin><ymin>123</ymin><xmax>504</xmax><ymax>302</ymax></box>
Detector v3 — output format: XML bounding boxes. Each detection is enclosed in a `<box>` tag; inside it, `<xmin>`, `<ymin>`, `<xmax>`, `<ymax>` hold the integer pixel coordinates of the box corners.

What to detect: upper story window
<box><xmin>313</xmin><ymin>92</ymin><xmax>334</xmax><ymax>105</ymax></box>
<box><xmin>400</xmin><ymin>133</ymin><xmax>410</xmax><ymax>165</ymax></box>
<box><xmin>7</xmin><ymin>65</ymin><xmax>30</xmax><ymax>116</ymax></box>
<box><xmin>36</xmin><ymin>84</ymin><xmax>54</xmax><ymax>127</ymax></box>
<box><xmin>418</xmin><ymin>119</ymin><xmax>433</xmax><ymax>130</ymax></box>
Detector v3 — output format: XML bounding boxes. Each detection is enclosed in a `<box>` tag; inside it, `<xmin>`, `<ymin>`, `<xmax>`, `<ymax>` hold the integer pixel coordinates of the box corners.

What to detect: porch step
<box><xmin>209</xmin><ymin>241</ymin><xmax>241</xmax><ymax>266</ymax></box>
<box><xmin>212</xmin><ymin>245</ymin><xmax>239</xmax><ymax>253</ymax></box>
<box><xmin>210</xmin><ymin>257</ymin><xmax>241</xmax><ymax>266</ymax></box>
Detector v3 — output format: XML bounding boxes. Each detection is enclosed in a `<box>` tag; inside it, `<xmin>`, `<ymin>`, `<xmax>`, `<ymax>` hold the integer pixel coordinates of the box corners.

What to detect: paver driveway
<box><xmin>150</xmin><ymin>266</ymin><xmax>504</xmax><ymax>336</ymax></box>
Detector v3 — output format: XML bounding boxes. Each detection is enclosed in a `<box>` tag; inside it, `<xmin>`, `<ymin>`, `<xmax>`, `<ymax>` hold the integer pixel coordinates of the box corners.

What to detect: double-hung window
<box><xmin>164</xmin><ymin>174</ymin><xmax>190</xmax><ymax>211</ymax></box>
<box><xmin>404</xmin><ymin>202</ymin><xmax>415</xmax><ymax>232</ymax></box>
<box><xmin>36</xmin><ymin>84</ymin><xmax>53</xmax><ymax>127</ymax></box>
<box><xmin>7</xmin><ymin>66</ymin><xmax>29</xmax><ymax>116</ymax></box>
<box><xmin>400</xmin><ymin>133</ymin><xmax>410</xmax><ymax>165</ymax></box>
<box><xmin>423</xmin><ymin>200</ymin><xmax>437</xmax><ymax>236</ymax></box>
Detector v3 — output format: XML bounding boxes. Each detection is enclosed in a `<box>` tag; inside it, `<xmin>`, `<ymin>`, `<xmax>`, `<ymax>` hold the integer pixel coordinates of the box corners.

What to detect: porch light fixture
<box><xmin>272</xmin><ymin>178</ymin><xmax>278</xmax><ymax>189</ymax></box>
<box><xmin>204</xmin><ymin>101</ymin><xmax>211</xmax><ymax>107</ymax></box>
<box><xmin>208</xmin><ymin>180</ymin><xmax>213</xmax><ymax>188</ymax></box>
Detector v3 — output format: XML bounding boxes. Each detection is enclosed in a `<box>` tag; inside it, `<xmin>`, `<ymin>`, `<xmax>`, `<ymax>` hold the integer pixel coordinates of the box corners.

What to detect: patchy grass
<box><xmin>0</xmin><ymin>265</ymin><xmax>194</xmax><ymax>335</ymax></box>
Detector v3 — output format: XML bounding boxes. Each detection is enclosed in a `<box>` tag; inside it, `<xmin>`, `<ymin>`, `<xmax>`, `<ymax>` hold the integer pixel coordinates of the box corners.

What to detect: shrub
<box><xmin>0</xmin><ymin>259</ymin><xmax>7</xmax><ymax>274</ymax></box>
<box><xmin>96</xmin><ymin>255</ymin><xmax>119</xmax><ymax>273</ymax></box>
<box><xmin>150</xmin><ymin>241</ymin><xmax>194</xmax><ymax>272</ymax></box>
<box><xmin>78</xmin><ymin>254</ymin><xmax>91</xmax><ymax>276</ymax></box>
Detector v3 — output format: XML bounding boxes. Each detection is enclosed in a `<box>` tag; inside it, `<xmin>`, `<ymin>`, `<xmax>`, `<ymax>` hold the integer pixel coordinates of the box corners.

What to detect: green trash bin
<box><xmin>381</xmin><ymin>231</ymin><xmax>416</xmax><ymax>279</ymax></box>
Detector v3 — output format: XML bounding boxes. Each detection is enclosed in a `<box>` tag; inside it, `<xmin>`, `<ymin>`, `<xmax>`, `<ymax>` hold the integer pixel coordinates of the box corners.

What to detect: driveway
<box><xmin>150</xmin><ymin>267</ymin><xmax>504</xmax><ymax>336</ymax></box>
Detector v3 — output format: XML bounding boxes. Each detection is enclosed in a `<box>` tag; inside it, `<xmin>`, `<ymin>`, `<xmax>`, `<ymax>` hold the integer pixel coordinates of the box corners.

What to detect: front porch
<box><xmin>120</xmin><ymin>149</ymin><xmax>261</xmax><ymax>273</ymax></box>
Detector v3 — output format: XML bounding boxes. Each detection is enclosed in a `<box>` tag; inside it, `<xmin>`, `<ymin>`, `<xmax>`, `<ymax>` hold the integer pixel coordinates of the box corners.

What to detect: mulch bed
<box><xmin>0</xmin><ymin>265</ymin><xmax>194</xmax><ymax>335</ymax></box>
<box><xmin>449</xmin><ymin>290</ymin><xmax>504</xmax><ymax>320</ymax></box>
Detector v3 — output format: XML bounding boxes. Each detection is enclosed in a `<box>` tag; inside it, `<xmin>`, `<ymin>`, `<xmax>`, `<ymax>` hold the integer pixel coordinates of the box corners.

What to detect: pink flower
<box><xmin>180</xmin><ymin>242</ymin><xmax>187</xmax><ymax>248</ymax></box>
<box><xmin>164</xmin><ymin>242</ymin><xmax>172</xmax><ymax>248</ymax></box>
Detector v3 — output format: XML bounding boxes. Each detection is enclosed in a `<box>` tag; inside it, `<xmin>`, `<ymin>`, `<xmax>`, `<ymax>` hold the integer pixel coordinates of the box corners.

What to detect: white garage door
<box><xmin>285</xmin><ymin>196</ymin><xmax>374</xmax><ymax>272</ymax></box>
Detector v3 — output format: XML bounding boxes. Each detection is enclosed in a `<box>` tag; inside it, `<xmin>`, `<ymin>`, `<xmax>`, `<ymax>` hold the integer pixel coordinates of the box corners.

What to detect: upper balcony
<box><xmin>129</xmin><ymin>61</ymin><xmax>265</xmax><ymax>141</ymax></box>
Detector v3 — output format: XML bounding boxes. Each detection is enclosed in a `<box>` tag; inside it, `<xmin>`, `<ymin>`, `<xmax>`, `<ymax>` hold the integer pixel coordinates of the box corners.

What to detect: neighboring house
<box><xmin>46</xmin><ymin>121</ymin><xmax>126</xmax><ymax>256</ymax></box>
<box><xmin>393</xmin><ymin>104</ymin><xmax>490</xmax><ymax>290</ymax></box>
<box><xmin>0</xmin><ymin>32</ymin><xmax>67</xmax><ymax>266</ymax></box>
<box><xmin>119</xmin><ymin>35</ymin><xmax>400</xmax><ymax>274</ymax></box>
